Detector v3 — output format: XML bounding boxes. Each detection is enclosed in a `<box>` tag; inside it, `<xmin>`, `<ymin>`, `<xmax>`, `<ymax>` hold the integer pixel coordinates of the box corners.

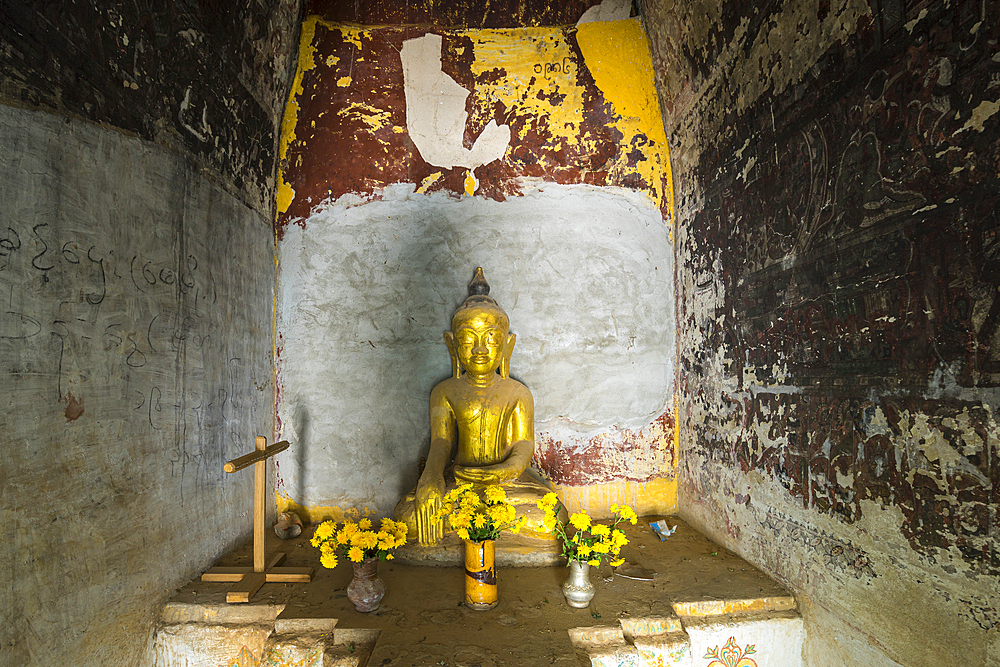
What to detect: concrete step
<box><xmin>153</xmin><ymin>605</ymin><xmax>379</xmax><ymax>667</ymax></box>
<box><xmin>569</xmin><ymin>606</ymin><xmax>804</xmax><ymax>667</ymax></box>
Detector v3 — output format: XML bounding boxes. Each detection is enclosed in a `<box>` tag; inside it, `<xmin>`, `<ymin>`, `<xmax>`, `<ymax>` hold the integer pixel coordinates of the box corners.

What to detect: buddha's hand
<box><xmin>415</xmin><ymin>474</ymin><xmax>445</xmax><ymax>546</ymax></box>
<box><xmin>454</xmin><ymin>461</ymin><xmax>517</xmax><ymax>485</ymax></box>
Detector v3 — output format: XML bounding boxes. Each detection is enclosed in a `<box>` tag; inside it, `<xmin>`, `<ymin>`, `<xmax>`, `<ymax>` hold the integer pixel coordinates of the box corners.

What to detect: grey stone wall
<box><xmin>0</xmin><ymin>2</ymin><xmax>299</xmax><ymax>664</ymax></box>
<box><xmin>0</xmin><ymin>105</ymin><xmax>275</xmax><ymax>666</ymax></box>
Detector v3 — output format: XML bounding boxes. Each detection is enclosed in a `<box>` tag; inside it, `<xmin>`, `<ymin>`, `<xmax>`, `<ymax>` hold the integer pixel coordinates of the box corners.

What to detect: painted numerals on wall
<box><xmin>532</xmin><ymin>57</ymin><xmax>574</xmax><ymax>78</ymax></box>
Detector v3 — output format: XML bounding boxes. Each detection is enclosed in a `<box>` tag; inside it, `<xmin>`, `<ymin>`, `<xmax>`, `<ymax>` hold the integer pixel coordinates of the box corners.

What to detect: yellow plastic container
<box><xmin>463</xmin><ymin>539</ymin><xmax>498</xmax><ymax>610</ymax></box>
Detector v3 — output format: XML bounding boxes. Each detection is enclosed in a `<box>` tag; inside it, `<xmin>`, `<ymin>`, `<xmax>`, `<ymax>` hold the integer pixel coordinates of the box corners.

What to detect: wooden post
<box><xmin>201</xmin><ymin>436</ymin><xmax>313</xmax><ymax>603</ymax></box>
<box><xmin>254</xmin><ymin>435</ymin><xmax>266</xmax><ymax>573</ymax></box>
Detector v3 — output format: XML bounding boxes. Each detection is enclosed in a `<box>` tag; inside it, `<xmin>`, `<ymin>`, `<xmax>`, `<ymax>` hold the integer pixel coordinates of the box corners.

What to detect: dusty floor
<box><xmin>169</xmin><ymin>516</ymin><xmax>793</xmax><ymax>666</ymax></box>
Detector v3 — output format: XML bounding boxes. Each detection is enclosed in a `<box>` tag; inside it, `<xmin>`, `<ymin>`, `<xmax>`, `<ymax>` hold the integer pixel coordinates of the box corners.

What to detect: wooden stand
<box><xmin>202</xmin><ymin>436</ymin><xmax>314</xmax><ymax>603</ymax></box>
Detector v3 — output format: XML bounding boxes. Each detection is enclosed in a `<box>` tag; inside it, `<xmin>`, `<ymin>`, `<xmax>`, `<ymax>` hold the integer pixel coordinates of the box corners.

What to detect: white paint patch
<box><xmin>276</xmin><ymin>183</ymin><xmax>674</xmax><ymax>512</ymax></box>
<box><xmin>400</xmin><ymin>34</ymin><xmax>510</xmax><ymax>170</ymax></box>
<box><xmin>577</xmin><ymin>0</ymin><xmax>632</xmax><ymax>24</ymax></box>
<box><xmin>956</xmin><ymin>98</ymin><xmax>1000</xmax><ymax>134</ymax></box>
<box><xmin>904</xmin><ymin>8</ymin><xmax>928</xmax><ymax>33</ymax></box>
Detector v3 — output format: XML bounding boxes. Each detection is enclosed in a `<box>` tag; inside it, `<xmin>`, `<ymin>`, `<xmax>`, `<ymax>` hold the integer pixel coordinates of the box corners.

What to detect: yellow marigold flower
<box><xmin>610</xmin><ymin>503</ymin><xmax>620</xmax><ymax>514</ymax></box>
<box><xmin>456</xmin><ymin>527</ymin><xmax>470</xmax><ymax>540</ymax></box>
<box><xmin>360</xmin><ymin>532</ymin><xmax>379</xmax><ymax>549</ymax></box>
<box><xmin>612</xmin><ymin>529</ymin><xmax>628</xmax><ymax>549</ymax></box>
<box><xmin>358</xmin><ymin>518</ymin><xmax>372</xmax><ymax>530</ymax></box>
<box><xmin>377</xmin><ymin>530</ymin><xmax>390</xmax><ymax>542</ymax></box>
<box><xmin>348</xmin><ymin>546</ymin><xmax>364</xmax><ymax>563</ymax></box>
<box><xmin>335</xmin><ymin>529</ymin><xmax>351</xmax><ymax>545</ymax></box>
<box><xmin>386</xmin><ymin>554</ymin><xmax>394</xmax><ymax>560</ymax></box>
<box><xmin>320</xmin><ymin>552</ymin><xmax>338</xmax><ymax>569</ymax></box>
<box><xmin>593</xmin><ymin>541</ymin><xmax>610</xmax><ymax>554</ymax></box>
<box><xmin>484</xmin><ymin>485</ymin><xmax>506</xmax><ymax>504</ymax></box>
<box><xmin>542</xmin><ymin>515</ymin><xmax>558</xmax><ymax>532</ymax></box>
<box><xmin>320</xmin><ymin>542</ymin><xmax>337</xmax><ymax>556</ymax></box>
<box><xmin>341</xmin><ymin>522</ymin><xmax>358</xmax><ymax>537</ymax></box>
<box><xmin>619</xmin><ymin>505</ymin><xmax>638</xmax><ymax>524</ymax></box>
<box><xmin>450</xmin><ymin>513</ymin><xmax>471</xmax><ymax>529</ymax></box>
<box><xmin>577</xmin><ymin>544</ymin><xmax>592</xmax><ymax>557</ymax></box>
<box><xmin>378</xmin><ymin>538</ymin><xmax>394</xmax><ymax>551</ymax></box>
<box><xmin>314</xmin><ymin>520</ymin><xmax>336</xmax><ymax>541</ymax></box>
<box><xmin>542</xmin><ymin>492</ymin><xmax>558</xmax><ymax>507</ymax></box>
<box><xmin>587</xmin><ymin>559</ymin><xmax>601</xmax><ymax>567</ymax></box>
<box><xmin>591</xmin><ymin>524</ymin><xmax>610</xmax><ymax>537</ymax></box>
<box><xmin>461</xmin><ymin>491</ymin><xmax>480</xmax><ymax>507</ymax></box>
<box><xmin>572</xmin><ymin>532</ymin><xmax>580</xmax><ymax>544</ymax></box>
<box><xmin>488</xmin><ymin>504</ymin><xmax>508</xmax><ymax>524</ymax></box>
<box><xmin>510</xmin><ymin>517</ymin><xmax>525</xmax><ymax>534</ymax></box>
<box><xmin>569</xmin><ymin>512</ymin><xmax>591</xmax><ymax>531</ymax></box>
<box><xmin>610</xmin><ymin>558</ymin><xmax>625</xmax><ymax>567</ymax></box>
<box><xmin>472</xmin><ymin>513</ymin><xmax>487</xmax><ymax>528</ymax></box>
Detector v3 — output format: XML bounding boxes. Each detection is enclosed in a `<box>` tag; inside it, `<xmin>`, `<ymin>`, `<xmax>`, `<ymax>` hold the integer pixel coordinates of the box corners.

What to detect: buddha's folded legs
<box><xmin>393</xmin><ymin>470</ymin><xmax>565</xmax><ymax>543</ymax></box>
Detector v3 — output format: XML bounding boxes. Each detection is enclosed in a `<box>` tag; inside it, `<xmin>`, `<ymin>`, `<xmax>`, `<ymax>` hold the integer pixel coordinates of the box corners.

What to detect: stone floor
<box><xmin>159</xmin><ymin>516</ymin><xmax>798</xmax><ymax>666</ymax></box>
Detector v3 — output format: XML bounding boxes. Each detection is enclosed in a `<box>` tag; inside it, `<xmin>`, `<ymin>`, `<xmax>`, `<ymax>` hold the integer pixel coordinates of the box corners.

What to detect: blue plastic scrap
<box><xmin>649</xmin><ymin>520</ymin><xmax>677</xmax><ymax>541</ymax></box>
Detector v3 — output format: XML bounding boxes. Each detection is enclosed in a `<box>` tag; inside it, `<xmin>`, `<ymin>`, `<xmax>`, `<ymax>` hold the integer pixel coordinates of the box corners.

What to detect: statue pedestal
<box><xmin>393</xmin><ymin>531</ymin><xmax>564</xmax><ymax>567</ymax></box>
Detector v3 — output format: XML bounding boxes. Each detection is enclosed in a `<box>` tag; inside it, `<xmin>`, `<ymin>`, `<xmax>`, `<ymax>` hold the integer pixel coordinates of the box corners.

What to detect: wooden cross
<box><xmin>201</xmin><ymin>436</ymin><xmax>314</xmax><ymax>603</ymax></box>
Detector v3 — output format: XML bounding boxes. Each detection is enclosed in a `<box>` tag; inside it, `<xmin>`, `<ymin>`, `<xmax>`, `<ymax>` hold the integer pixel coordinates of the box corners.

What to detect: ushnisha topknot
<box><xmin>452</xmin><ymin>267</ymin><xmax>509</xmax><ymax>331</ymax></box>
<box><xmin>457</xmin><ymin>267</ymin><xmax>502</xmax><ymax>309</ymax></box>
<box><xmin>468</xmin><ymin>266</ymin><xmax>491</xmax><ymax>297</ymax></box>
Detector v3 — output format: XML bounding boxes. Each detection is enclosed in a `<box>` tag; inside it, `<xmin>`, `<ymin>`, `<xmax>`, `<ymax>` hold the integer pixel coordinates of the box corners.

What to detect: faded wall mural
<box><xmin>644</xmin><ymin>0</ymin><xmax>999</xmax><ymax>663</ymax></box>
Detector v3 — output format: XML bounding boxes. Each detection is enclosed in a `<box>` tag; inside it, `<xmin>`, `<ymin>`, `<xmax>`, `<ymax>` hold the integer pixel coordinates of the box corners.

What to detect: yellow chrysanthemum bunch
<box><xmin>537</xmin><ymin>493</ymin><xmax>636</xmax><ymax>567</ymax></box>
<box><xmin>310</xmin><ymin>516</ymin><xmax>408</xmax><ymax>569</ymax></box>
<box><xmin>431</xmin><ymin>483</ymin><xmax>526</xmax><ymax>543</ymax></box>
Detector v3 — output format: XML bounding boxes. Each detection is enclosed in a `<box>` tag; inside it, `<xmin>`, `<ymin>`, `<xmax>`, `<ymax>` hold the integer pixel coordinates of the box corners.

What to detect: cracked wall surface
<box><xmin>643</xmin><ymin>0</ymin><xmax>1000</xmax><ymax>663</ymax></box>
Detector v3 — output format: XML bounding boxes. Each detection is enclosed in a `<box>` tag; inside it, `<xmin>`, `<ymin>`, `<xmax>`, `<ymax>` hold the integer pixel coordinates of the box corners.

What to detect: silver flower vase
<box><xmin>562</xmin><ymin>560</ymin><xmax>596</xmax><ymax>608</ymax></box>
<box><xmin>347</xmin><ymin>557</ymin><xmax>385</xmax><ymax>612</ymax></box>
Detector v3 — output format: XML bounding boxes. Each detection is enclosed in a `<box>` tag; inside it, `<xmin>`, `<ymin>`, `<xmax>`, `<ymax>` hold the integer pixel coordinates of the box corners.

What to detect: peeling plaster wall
<box><xmin>0</xmin><ymin>2</ymin><xmax>299</xmax><ymax>665</ymax></box>
<box><xmin>275</xmin><ymin>15</ymin><xmax>676</xmax><ymax>520</ymax></box>
<box><xmin>643</xmin><ymin>0</ymin><xmax>1000</xmax><ymax>664</ymax></box>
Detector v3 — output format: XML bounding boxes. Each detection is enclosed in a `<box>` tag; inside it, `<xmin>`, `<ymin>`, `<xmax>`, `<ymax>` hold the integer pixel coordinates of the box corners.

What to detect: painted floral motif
<box><xmin>704</xmin><ymin>637</ymin><xmax>758</xmax><ymax>667</ymax></box>
<box><xmin>226</xmin><ymin>647</ymin><xmax>258</xmax><ymax>667</ymax></box>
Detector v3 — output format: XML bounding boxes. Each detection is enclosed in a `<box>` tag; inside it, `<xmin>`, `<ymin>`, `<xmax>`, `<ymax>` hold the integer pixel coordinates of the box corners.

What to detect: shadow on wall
<box><xmin>294</xmin><ymin>404</ymin><xmax>310</xmax><ymax>506</ymax></box>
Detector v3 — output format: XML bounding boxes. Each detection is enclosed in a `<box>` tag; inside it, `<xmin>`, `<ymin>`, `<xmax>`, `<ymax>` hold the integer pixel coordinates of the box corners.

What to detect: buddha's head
<box><xmin>445</xmin><ymin>268</ymin><xmax>515</xmax><ymax>380</ymax></box>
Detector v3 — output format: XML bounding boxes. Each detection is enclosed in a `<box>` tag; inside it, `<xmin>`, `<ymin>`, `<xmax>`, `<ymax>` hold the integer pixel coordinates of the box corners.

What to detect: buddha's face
<box><xmin>452</xmin><ymin>307</ymin><xmax>509</xmax><ymax>377</ymax></box>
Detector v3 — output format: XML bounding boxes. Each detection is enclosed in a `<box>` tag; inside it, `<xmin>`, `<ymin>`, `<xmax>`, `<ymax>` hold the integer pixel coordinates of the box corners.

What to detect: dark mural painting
<box><xmin>0</xmin><ymin>0</ymin><xmax>301</xmax><ymax>211</ymax></box>
<box><xmin>307</xmin><ymin>0</ymin><xmax>610</xmax><ymax>28</ymax></box>
<box><xmin>678</xmin><ymin>0</ymin><xmax>999</xmax><ymax>575</ymax></box>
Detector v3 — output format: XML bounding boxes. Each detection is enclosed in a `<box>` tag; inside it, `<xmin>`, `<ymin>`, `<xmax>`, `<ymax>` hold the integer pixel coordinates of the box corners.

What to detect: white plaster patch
<box><xmin>400</xmin><ymin>34</ymin><xmax>510</xmax><ymax>170</ymax></box>
<box><xmin>577</xmin><ymin>0</ymin><xmax>632</xmax><ymax>25</ymax></box>
<box><xmin>276</xmin><ymin>183</ymin><xmax>674</xmax><ymax>511</ymax></box>
<box><xmin>956</xmin><ymin>97</ymin><xmax>1000</xmax><ymax>134</ymax></box>
<box><xmin>904</xmin><ymin>8</ymin><xmax>928</xmax><ymax>33</ymax></box>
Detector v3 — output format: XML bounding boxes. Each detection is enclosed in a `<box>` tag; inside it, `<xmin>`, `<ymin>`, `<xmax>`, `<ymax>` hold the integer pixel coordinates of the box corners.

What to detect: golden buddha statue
<box><xmin>394</xmin><ymin>268</ymin><xmax>560</xmax><ymax>546</ymax></box>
